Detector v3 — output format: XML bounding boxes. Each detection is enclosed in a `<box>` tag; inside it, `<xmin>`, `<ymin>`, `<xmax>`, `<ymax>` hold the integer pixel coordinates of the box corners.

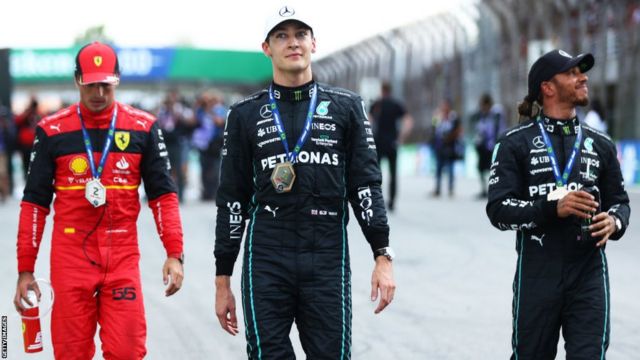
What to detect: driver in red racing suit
<box><xmin>13</xmin><ymin>42</ymin><xmax>185</xmax><ymax>360</ymax></box>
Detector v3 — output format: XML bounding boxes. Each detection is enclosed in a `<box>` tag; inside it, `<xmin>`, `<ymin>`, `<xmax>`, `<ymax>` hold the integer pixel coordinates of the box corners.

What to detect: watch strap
<box><xmin>169</xmin><ymin>253</ymin><xmax>184</xmax><ymax>265</ymax></box>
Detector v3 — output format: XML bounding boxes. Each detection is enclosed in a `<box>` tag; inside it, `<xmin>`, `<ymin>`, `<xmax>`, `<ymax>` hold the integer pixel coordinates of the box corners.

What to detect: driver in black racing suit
<box><xmin>215</xmin><ymin>80</ymin><xmax>392</xmax><ymax>359</ymax></box>
<box><xmin>486</xmin><ymin>49</ymin><xmax>630</xmax><ymax>359</ymax></box>
<box><xmin>213</xmin><ymin>5</ymin><xmax>395</xmax><ymax>359</ymax></box>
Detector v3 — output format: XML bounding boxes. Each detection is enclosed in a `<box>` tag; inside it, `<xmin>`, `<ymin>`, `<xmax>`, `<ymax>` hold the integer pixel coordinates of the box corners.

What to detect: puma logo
<box><xmin>136</xmin><ymin>120</ymin><xmax>147</xmax><ymax>128</ymax></box>
<box><xmin>265</xmin><ymin>205</ymin><xmax>279</xmax><ymax>218</ymax></box>
<box><xmin>50</xmin><ymin>124</ymin><xmax>61</xmax><ymax>132</ymax></box>
<box><xmin>531</xmin><ymin>234</ymin><xmax>545</xmax><ymax>247</ymax></box>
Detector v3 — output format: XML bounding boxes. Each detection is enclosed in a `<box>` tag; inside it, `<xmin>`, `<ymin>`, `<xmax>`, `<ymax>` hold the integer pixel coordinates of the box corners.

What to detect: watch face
<box><xmin>386</xmin><ymin>247</ymin><xmax>396</xmax><ymax>259</ymax></box>
<box><xmin>374</xmin><ymin>247</ymin><xmax>395</xmax><ymax>261</ymax></box>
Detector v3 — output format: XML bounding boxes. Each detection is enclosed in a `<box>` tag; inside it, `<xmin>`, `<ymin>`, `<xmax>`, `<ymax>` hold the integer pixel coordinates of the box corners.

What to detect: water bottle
<box><xmin>579</xmin><ymin>177</ymin><xmax>601</xmax><ymax>244</ymax></box>
<box><xmin>21</xmin><ymin>290</ymin><xmax>43</xmax><ymax>353</ymax></box>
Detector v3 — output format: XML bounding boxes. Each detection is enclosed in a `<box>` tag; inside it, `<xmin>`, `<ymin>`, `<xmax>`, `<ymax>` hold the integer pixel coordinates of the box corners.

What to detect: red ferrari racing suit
<box><xmin>16</xmin><ymin>101</ymin><xmax>183</xmax><ymax>359</ymax></box>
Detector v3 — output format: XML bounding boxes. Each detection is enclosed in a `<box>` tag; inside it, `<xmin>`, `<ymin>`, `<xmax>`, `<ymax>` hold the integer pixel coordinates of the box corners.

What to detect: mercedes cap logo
<box><xmin>279</xmin><ymin>6</ymin><xmax>295</xmax><ymax>17</ymax></box>
<box><xmin>260</xmin><ymin>104</ymin><xmax>272</xmax><ymax>119</ymax></box>
<box><xmin>532</xmin><ymin>136</ymin><xmax>545</xmax><ymax>149</ymax></box>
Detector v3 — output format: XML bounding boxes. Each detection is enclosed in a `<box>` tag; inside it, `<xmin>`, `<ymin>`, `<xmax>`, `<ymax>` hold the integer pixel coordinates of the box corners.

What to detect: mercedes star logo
<box><xmin>260</xmin><ymin>104</ymin><xmax>272</xmax><ymax>119</ymax></box>
<box><xmin>279</xmin><ymin>6</ymin><xmax>295</xmax><ymax>17</ymax></box>
<box><xmin>532</xmin><ymin>136</ymin><xmax>545</xmax><ymax>149</ymax></box>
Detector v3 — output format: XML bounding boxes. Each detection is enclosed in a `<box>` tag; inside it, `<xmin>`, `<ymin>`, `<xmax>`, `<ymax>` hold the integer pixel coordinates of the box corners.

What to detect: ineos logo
<box><xmin>279</xmin><ymin>6</ymin><xmax>295</xmax><ymax>17</ymax></box>
<box><xmin>260</xmin><ymin>104</ymin><xmax>272</xmax><ymax>119</ymax></box>
<box><xmin>532</xmin><ymin>136</ymin><xmax>545</xmax><ymax>149</ymax></box>
<box><xmin>357</xmin><ymin>187</ymin><xmax>373</xmax><ymax>225</ymax></box>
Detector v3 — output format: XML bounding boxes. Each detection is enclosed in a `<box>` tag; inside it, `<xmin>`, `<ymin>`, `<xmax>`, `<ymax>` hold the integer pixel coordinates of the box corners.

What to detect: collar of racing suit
<box><xmin>78</xmin><ymin>101</ymin><xmax>117</xmax><ymax>127</ymax></box>
<box><xmin>541</xmin><ymin>113</ymin><xmax>580</xmax><ymax>135</ymax></box>
<box><xmin>271</xmin><ymin>80</ymin><xmax>316</xmax><ymax>102</ymax></box>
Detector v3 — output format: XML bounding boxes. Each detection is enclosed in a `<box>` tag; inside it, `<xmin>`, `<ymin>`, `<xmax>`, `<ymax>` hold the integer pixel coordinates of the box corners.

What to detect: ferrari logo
<box><xmin>94</xmin><ymin>56</ymin><xmax>103</xmax><ymax>67</ymax></box>
<box><xmin>115</xmin><ymin>131</ymin><xmax>130</xmax><ymax>151</ymax></box>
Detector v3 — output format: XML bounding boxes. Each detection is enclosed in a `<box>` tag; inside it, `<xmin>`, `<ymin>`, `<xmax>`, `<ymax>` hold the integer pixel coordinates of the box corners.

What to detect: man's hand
<box><xmin>556</xmin><ymin>190</ymin><xmax>598</xmax><ymax>218</ymax></box>
<box><xmin>14</xmin><ymin>272</ymin><xmax>40</xmax><ymax>313</ymax></box>
<box><xmin>162</xmin><ymin>257</ymin><xmax>184</xmax><ymax>297</ymax></box>
<box><xmin>371</xmin><ymin>256</ymin><xmax>396</xmax><ymax>314</ymax></box>
<box><xmin>590</xmin><ymin>212</ymin><xmax>617</xmax><ymax>248</ymax></box>
<box><xmin>215</xmin><ymin>276</ymin><xmax>239</xmax><ymax>335</ymax></box>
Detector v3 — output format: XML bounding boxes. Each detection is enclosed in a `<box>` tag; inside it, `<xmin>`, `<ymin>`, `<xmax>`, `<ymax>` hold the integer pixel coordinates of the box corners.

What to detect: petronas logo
<box><xmin>491</xmin><ymin>143</ymin><xmax>500</xmax><ymax>164</ymax></box>
<box><xmin>316</xmin><ymin>101</ymin><xmax>331</xmax><ymax>116</ymax></box>
<box><xmin>584</xmin><ymin>137</ymin><xmax>594</xmax><ymax>152</ymax></box>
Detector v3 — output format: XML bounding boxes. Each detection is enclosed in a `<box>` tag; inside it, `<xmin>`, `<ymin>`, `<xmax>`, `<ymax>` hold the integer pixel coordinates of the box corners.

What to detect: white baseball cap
<box><xmin>263</xmin><ymin>5</ymin><xmax>313</xmax><ymax>41</ymax></box>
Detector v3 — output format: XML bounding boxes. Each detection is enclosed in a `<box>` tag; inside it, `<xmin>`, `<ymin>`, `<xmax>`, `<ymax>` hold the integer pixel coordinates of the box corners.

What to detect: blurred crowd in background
<box><xmin>1</xmin><ymin>0</ymin><xmax>638</xmax><ymax>207</ymax></box>
<box><xmin>0</xmin><ymin>84</ymin><xmax>611</xmax><ymax>207</ymax></box>
<box><xmin>0</xmin><ymin>89</ymin><xmax>228</xmax><ymax>203</ymax></box>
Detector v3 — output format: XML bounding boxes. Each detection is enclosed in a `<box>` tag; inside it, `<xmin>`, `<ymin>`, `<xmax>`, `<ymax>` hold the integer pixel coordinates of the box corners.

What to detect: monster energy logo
<box><xmin>294</xmin><ymin>90</ymin><xmax>302</xmax><ymax>101</ymax></box>
<box><xmin>563</xmin><ymin>125</ymin><xmax>570</xmax><ymax>135</ymax></box>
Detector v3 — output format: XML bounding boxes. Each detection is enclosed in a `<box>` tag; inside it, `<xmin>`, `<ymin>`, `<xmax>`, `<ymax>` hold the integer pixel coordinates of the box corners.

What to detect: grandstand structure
<box><xmin>314</xmin><ymin>0</ymin><xmax>640</xmax><ymax>141</ymax></box>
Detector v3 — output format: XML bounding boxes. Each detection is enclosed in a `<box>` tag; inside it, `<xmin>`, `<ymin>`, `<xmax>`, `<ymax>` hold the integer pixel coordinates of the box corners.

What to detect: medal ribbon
<box><xmin>268</xmin><ymin>84</ymin><xmax>318</xmax><ymax>163</ymax></box>
<box><xmin>536</xmin><ymin>116</ymin><xmax>582</xmax><ymax>188</ymax></box>
<box><xmin>77</xmin><ymin>104</ymin><xmax>118</xmax><ymax>179</ymax></box>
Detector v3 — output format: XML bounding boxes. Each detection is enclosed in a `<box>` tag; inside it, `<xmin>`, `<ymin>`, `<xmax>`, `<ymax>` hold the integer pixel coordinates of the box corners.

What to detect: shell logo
<box><xmin>69</xmin><ymin>156</ymin><xmax>89</xmax><ymax>175</ymax></box>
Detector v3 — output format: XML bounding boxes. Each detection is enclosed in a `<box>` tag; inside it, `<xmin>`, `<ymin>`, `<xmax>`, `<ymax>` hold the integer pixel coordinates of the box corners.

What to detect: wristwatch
<box><xmin>612</xmin><ymin>215</ymin><xmax>622</xmax><ymax>233</ymax></box>
<box><xmin>373</xmin><ymin>247</ymin><xmax>395</xmax><ymax>262</ymax></box>
<box><xmin>169</xmin><ymin>253</ymin><xmax>185</xmax><ymax>265</ymax></box>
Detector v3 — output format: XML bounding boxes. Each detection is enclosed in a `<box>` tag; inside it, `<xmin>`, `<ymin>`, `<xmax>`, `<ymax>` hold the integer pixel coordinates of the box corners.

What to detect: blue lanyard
<box><xmin>77</xmin><ymin>104</ymin><xmax>118</xmax><ymax>179</ymax></box>
<box><xmin>268</xmin><ymin>84</ymin><xmax>318</xmax><ymax>163</ymax></box>
<box><xmin>536</xmin><ymin>116</ymin><xmax>582</xmax><ymax>188</ymax></box>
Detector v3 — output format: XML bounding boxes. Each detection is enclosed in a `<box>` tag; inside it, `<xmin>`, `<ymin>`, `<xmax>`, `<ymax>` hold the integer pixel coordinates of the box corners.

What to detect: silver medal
<box><xmin>547</xmin><ymin>186</ymin><xmax>569</xmax><ymax>201</ymax></box>
<box><xmin>85</xmin><ymin>178</ymin><xmax>106</xmax><ymax>207</ymax></box>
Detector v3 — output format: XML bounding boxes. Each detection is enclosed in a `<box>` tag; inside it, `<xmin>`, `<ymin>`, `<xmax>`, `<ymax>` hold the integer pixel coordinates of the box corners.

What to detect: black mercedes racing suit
<box><xmin>214</xmin><ymin>81</ymin><xmax>389</xmax><ymax>359</ymax></box>
<box><xmin>486</xmin><ymin>115</ymin><xmax>630</xmax><ymax>359</ymax></box>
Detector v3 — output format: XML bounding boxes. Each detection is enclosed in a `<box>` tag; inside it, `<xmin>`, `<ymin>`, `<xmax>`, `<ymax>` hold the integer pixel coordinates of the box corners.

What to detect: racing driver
<box><xmin>214</xmin><ymin>5</ymin><xmax>396</xmax><ymax>359</ymax></box>
<box><xmin>13</xmin><ymin>42</ymin><xmax>185</xmax><ymax>359</ymax></box>
<box><xmin>487</xmin><ymin>49</ymin><xmax>630</xmax><ymax>359</ymax></box>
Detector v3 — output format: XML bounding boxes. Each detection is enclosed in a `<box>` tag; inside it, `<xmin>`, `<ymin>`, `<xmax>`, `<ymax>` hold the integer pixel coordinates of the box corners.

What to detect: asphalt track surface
<box><xmin>1</xmin><ymin>171</ymin><xmax>638</xmax><ymax>359</ymax></box>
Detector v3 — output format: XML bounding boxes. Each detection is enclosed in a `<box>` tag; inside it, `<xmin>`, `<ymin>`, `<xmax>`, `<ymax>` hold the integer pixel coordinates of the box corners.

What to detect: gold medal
<box><xmin>85</xmin><ymin>178</ymin><xmax>107</xmax><ymax>207</ymax></box>
<box><xmin>271</xmin><ymin>162</ymin><xmax>296</xmax><ymax>193</ymax></box>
